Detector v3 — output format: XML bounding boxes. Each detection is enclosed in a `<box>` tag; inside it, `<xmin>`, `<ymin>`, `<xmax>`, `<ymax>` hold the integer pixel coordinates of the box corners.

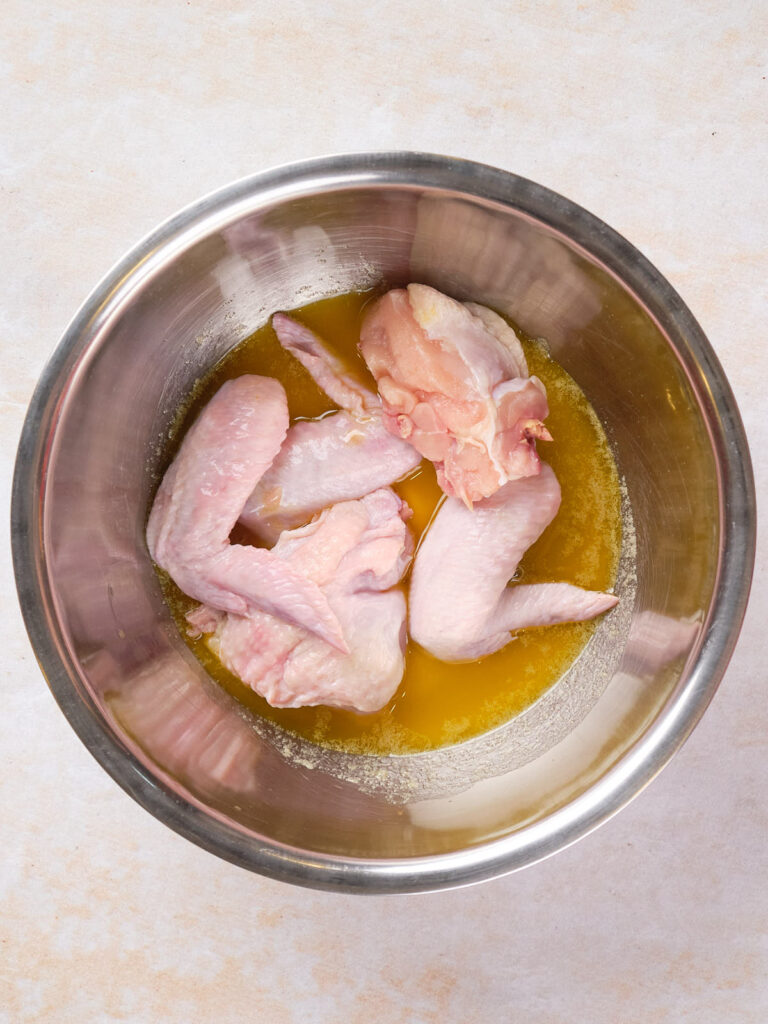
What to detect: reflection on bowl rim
<box><xmin>11</xmin><ymin>152</ymin><xmax>756</xmax><ymax>893</ymax></box>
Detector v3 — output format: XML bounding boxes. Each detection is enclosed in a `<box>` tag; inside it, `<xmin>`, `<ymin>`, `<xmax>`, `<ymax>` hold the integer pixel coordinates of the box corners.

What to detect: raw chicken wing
<box><xmin>359</xmin><ymin>284</ymin><xmax>551</xmax><ymax>506</ymax></box>
<box><xmin>409</xmin><ymin>463</ymin><xmax>618</xmax><ymax>661</ymax></box>
<box><xmin>193</xmin><ymin>488</ymin><xmax>413</xmax><ymax>713</ymax></box>
<box><xmin>239</xmin><ymin>314</ymin><xmax>421</xmax><ymax>541</ymax></box>
<box><xmin>147</xmin><ymin>375</ymin><xmax>346</xmax><ymax>650</ymax></box>
<box><xmin>272</xmin><ymin>312</ymin><xmax>378</xmax><ymax>415</ymax></box>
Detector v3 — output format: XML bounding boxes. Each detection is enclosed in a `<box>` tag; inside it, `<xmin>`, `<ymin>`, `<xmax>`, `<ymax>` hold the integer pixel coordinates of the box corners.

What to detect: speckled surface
<box><xmin>2</xmin><ymin>2</ymin><xmax>767</xmax><ymax>1021</ymax></box>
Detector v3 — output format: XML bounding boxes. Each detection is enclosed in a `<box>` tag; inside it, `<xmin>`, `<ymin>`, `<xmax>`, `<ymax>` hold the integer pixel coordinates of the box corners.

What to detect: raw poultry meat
<box><xmin>150</xmin><ymin>290</ymin><xmax>618</xmax><ymax>715</ymax></box>
<box><xmin>147</xmin><ymin>375</ymin><xmax>346</xmax><ymax>650</ymax></box>
<box><xmin>359</xmin><ymin>284</ymin><xmax>552</xmax><ymax>506</ymax></box>
<box><xmin>409</xmin><ymin>463</ymin><xmax>618</xmax><ymax>661</ymax></box>
<box><xmin>271</xmin><ymin>311</ymin><xmax>378</xmax><ymax>415</ymax></box>
<box><xmin>240</xmin><ymin>410</ymin><xmax>421</xmax><ymax>543</ymax></box>
<box><xmin>239</xmin><ymin>314</ymin><xmax>421</xmax><ymax>542</ymax></box>
<box><xmin>190</xmin><ymin>488</ymin><xmax>413</xmax><ymax>712</ymax></box>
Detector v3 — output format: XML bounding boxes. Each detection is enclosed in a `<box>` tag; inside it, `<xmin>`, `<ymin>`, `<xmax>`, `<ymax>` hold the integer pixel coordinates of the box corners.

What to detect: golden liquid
<box><xmin>158</xmin><ymin>290</ymin><xmax>621</xmax><ymax>755</ymax></box>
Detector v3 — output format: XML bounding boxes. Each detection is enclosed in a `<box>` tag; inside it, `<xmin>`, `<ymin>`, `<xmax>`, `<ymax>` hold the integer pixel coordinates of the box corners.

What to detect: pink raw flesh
<box><xmin>359</xmin><ymin>284</ymin><xmax>552</xmax><ymax>506</ymax></box>
<box><xmin>193</xmin><ymin>488</ymin><xmax>414</xmax><ymax>713</ymax></box>
<box><xmin>409</xmin><ymin>462</ymin><xmax>618</xmax><ymax>662</ymax></box>
<box><xmin>239</xmin><ymin>314</ymin><xmax>421</xmax><ymax>542</ymax></box>
<box><xmin>271</xmin><ymin>312</ymin><xmax>378</xmax><ymax>415</ymax></box>
<box><xmin>151</xmin><ymin>302</ymin><xmax>615</xmax><ymax>713</ymax></box>
<box><xmin>146</xmin><ymin>375</ymin><xmax>346</xmax><ymax>651</ymax></box>
<box><xmin>240</xmin><ymin>410</ymin><xmax>422</xmax><ymax>543</ymax></box>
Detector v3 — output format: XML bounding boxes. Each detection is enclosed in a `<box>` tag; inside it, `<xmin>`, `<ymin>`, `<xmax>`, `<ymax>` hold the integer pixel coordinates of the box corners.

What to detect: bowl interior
<box><xmin>17</xmin><ymin>157</ymin><xmax>747</xmax><ymax>891</ymax></box>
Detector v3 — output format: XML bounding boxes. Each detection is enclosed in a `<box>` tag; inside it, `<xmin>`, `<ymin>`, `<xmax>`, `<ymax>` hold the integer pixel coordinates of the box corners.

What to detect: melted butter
<box><xmin>158</xmin><ymin>290</ymin><xmax>621</xmax><ymax>755</ymax></box>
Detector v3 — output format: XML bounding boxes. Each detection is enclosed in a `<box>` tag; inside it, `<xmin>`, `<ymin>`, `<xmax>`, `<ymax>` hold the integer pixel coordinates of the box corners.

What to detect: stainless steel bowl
<box><xmin>12</xmin><ymin>153</ymin><xmax>755</xmax><ymax>893</ymax></box>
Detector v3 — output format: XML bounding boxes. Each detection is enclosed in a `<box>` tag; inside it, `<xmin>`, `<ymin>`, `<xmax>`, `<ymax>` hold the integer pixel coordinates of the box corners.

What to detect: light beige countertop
<box><xmin>2</xmin><ymin>2</ymin><xmax>766</xmax><ymax>1021</ymax></box>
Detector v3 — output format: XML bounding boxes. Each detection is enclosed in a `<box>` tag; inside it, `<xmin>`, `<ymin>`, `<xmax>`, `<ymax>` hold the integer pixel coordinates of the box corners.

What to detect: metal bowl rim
<box><xmin>11</xmin><ymin>151</ymin><xmax>756</xmax><ymax>894</ymax></box>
